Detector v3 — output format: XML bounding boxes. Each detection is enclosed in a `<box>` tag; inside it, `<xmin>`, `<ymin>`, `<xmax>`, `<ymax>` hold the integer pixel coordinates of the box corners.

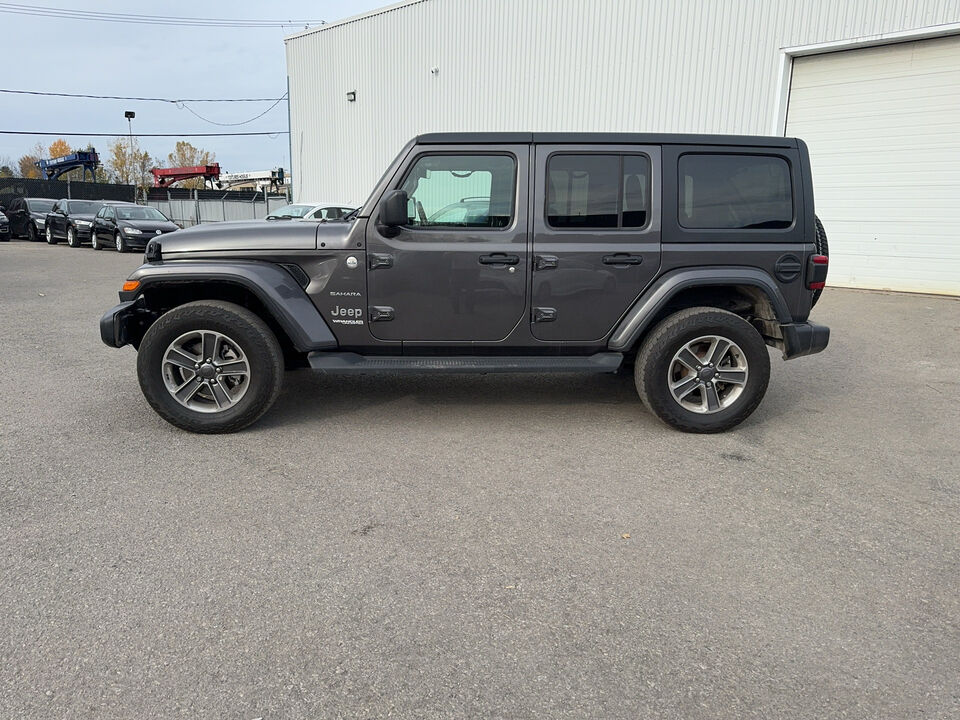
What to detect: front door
<box><xmin>365</xmin><ymin>146</ymin><xmax>529</xmax><ymax>342</ymax></box>
<box><xmin>531</xmin><ymin>145</ymin><xmax>662</xmax><ymax>341</ymax></box>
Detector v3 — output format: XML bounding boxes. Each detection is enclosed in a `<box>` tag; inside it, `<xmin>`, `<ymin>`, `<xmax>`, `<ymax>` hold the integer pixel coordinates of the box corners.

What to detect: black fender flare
<box><xmin>607</xmin><ymin>267</ymin><xmax>792</xmax><ymax>351</ymax></box>
<box><xmin>122</xmin><ymin>260</ymin><xmax>337</xmax><ymax>351</ymax></box>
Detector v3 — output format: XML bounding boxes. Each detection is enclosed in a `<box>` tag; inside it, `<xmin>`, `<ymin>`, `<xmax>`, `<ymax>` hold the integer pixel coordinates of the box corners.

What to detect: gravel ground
<box><xmin>1</xmin><ymin>239</ymin><xmax>958</xmax><ymax>719</ymax></box>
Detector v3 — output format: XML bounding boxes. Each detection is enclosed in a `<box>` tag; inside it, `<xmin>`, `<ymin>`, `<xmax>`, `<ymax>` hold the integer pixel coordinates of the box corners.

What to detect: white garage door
<box><xmin>786</xmin><ymin>34</ymin><xmax>960</xmax><ymax>295</ymax></box>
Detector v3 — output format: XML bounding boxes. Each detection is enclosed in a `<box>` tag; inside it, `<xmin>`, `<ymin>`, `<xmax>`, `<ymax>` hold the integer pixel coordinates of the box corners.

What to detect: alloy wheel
<box><xmin>161</xmin><ymin>330</ymin><xmax>251</xmax><ymax>413</ymax></box>
<box><xmin>667</xmin><ymin>334</ymin><xmax>749</xmax><ymax>414</ymax></box>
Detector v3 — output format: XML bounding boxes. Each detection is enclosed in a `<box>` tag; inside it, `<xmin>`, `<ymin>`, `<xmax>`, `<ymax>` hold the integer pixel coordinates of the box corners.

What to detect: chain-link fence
<box><xmin>144</xmin><ymin>188</ymin><xmax>290</xmax><ymax>226</ymax></box>
<box><xmin>0</xmin><ymin>177</ymin><xmax>136</xmax><ymax>204</ymax></box>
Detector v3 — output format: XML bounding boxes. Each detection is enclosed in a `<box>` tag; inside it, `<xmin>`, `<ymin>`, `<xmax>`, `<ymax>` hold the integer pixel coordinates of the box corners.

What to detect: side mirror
<box><xmin>378</xmin><ymin>189</ymin><xmax>408</xmax><ymax>228</ymax></box>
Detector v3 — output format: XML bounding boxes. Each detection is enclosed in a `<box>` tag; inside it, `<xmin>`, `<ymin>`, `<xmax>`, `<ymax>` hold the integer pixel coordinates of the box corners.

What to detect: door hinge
<box><xmin>368</xmin><ymin>306</ymin><xmax>395</xmax><ymax>322</ymax></box>
<box><xmin>534</xmin><ymin>254</ymin><xmax>558</xmax><ymax>271</ymax></box>
<box><xmin>533</xmin><ymin>307</ymin><xmax>557</xmax><ymax>323</ymax></box>
<box><xmin>368</xmin><ymin>253</ymin><xmax>393</xmax><ymax>270</ymax></box>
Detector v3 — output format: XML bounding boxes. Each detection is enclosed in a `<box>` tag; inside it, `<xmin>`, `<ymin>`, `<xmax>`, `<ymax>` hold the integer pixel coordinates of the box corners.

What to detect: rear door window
<box><xmin>547</xmin><ymin>154</ymin><xmax>651</xmax><ymax>229</ymax></box>
<box><xmin>678</xmin><ymin>154</ymin><xmax>793</xmax><ymax>229</ymax></box>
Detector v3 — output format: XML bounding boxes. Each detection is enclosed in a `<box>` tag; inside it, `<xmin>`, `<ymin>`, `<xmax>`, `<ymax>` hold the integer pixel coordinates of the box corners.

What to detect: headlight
<box><xmin>35</xmin><ymin>218</ymin><xmax>45</xmax><ymax>227</ymax></box>
<box><xmin>123</xmin><ymin>227</ymin><xmax>142</xmax><ymax>235</ymax></box>
<box><xmin>76</xmin><ymin>220</ymin><xmax>91</xmax><ymax>227</ymax></box>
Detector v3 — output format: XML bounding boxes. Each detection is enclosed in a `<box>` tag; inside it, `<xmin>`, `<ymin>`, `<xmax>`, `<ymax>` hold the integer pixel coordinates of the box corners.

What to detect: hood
<box><xmin>158</xmin><ymin>219</ymin><xmax>353</xmax><ymax>255</ymax></box>
<box><xmin>71</xmin><ymin>213</ymin><xmax>98</xmax><ymax>222</ymax></box>
<box><xmin>121</xmin><ymin>219</ymin><xmax>179</xmax><ymax>233</ymax></box>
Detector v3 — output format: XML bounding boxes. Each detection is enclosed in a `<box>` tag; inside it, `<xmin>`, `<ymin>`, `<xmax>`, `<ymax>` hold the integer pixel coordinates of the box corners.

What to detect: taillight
<box><xmin>807</xmin><ymin>255</ymin><xmax>828</xmax><ymax>290</ymax></box>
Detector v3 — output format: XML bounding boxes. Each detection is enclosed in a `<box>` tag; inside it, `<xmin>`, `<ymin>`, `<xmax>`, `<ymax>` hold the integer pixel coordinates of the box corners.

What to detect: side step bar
<box><xmin>307</xmin><ymin>352</ymin><xmax>623</xmax><ymax>374</ymax></box>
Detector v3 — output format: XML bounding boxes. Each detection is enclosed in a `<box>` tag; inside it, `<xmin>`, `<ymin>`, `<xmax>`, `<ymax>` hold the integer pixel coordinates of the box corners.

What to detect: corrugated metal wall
<box><xmin>286</xmin><ymin>0</ymin><xmax>959</xmax><ymax>203</ymax></box>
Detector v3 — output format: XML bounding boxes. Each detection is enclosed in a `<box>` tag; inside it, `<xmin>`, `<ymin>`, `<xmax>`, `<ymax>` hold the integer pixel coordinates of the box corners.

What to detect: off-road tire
<box><xmin>635</xmin><ymin>307</ymin><xmax>770</xmax><ymax>433</ymax></box>
<box><xmin>136</xmin><ymin>300</ymin><xmax>284</xmax><ymax>433</ymax></box>
<box><xmin>812</xmin><ymin>215</ymin><xmax>829</xmax><ymax>307</ymax></box>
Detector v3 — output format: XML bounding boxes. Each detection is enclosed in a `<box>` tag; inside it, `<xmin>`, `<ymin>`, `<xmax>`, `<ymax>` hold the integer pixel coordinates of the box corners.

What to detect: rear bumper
<box><xmin>100</xmin><ymin>300</ymin><xmax>142</xmax><ymax>348</ymax></box>
<box><xmin>780</xmin><ymin>321</ymin><xmax>830</xmax><ymax>360</ymax></box>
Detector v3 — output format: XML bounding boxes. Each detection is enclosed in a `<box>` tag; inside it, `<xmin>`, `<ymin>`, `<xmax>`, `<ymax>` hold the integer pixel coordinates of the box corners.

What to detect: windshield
<box><xmin>267</xmin><ymin>204</ymin><xmax>313</xmax><ymax>219</ymax></box>
<box><xmin>27</xmin><ymin>199</ymin><xmax>55</xmax><ymax>212</ymax></box>
<box><xmin>67</xmin><ymin>201</ymin><xmax>102</xmax><ymax>215</ymax></box>
<box><xmin>117</xmin><ymin>206</ymin><xmax>169</xmax><ymax>221</ymax></box>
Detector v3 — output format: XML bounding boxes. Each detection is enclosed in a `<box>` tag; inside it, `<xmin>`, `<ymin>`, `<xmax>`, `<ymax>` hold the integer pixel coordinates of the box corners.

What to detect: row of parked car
<box><xmin>0</xmin><ymin>197</ymin><xmax>180</xmax><ymax>252</ymax></box>
<box><xmin>0</xmin><ymin>197</ymin><xmax>362</xmax><ymax>249</ymax></box>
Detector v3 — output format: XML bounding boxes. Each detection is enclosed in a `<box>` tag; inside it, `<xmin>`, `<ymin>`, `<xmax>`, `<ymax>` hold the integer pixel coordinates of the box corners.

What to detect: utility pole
<box><xmin>124</xmin><ymin>110</ymin><xmax>136</xmax><ymax>185</ymax></box>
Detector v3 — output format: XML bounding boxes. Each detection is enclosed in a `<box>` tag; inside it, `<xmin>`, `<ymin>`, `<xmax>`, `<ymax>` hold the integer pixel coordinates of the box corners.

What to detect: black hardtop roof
<box><xmin>416</xmin><ymin>132</ymin><xmax>796</xmax><ymax>148</ymax></box>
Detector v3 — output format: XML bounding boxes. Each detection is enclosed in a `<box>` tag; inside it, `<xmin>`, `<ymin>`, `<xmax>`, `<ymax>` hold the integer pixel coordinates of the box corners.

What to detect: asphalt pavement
<box><xmin>1</xmin><ymin>239</ymin><xmax>958</xmax><ymax>719</ymax></box>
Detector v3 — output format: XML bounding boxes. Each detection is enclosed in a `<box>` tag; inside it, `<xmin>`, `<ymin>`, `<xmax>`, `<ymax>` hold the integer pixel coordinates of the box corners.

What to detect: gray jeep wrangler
<box><xmin>100</xmin><ymin>133</ymin><xmax>830</xmax><ymax>434</ymax></box>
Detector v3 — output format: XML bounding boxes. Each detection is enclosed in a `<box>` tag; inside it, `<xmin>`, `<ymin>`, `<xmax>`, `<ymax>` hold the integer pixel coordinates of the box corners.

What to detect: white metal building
<box><xmin>285</xmin><ymin>0</ymin><xmax>960</xmax><ymax>294</ymax></box>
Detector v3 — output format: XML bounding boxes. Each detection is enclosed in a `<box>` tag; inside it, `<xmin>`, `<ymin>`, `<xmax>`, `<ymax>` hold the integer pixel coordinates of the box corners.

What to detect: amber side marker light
<box><xmin>122</xmin><ymin>280</ymin><xmax>140</xmax><ymax>292</ymax></box>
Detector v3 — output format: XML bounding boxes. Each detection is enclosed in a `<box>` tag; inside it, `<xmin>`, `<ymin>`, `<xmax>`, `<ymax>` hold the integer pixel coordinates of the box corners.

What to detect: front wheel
<box><xmin>28</xmin><ymin>224</ymin><xmax>39</xmax><ymax>242</ymax></box>
<box><xmin>136</xmin><ymin>300</ymin><xmax>284</xmax><ymax>433</ymax></box>
<box><xmin>115</xmin><ymin>232</ymin><xmax>127</xmax><ymax>253</ymax></box>
<box><xmin>45</xmin><ymin>225</ymin><xmax>57</xmax><ymax>244</ymax></box>
<box><xmin>91</xmin><ymin>231</ymin><xmax>101</xmax><ymax>250</ymax></box>
<box><xmin>66</xmin><ymin>226</ymin><xmax>80</xmax><ymax>248</ymax></box>
<box><xmin>634</xmin><ymin>307</ymin><xmax>771</xmax><ymax>433</ymax></box>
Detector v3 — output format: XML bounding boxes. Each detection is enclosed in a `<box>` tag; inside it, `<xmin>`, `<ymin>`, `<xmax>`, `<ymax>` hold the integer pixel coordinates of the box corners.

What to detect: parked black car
<box><xmin>3</xmin><ymin>197</ymin><xmax>56</xmax><ymax>241</ymax></box>
<box><xmin>45</xmin><ymin>199</ymin><xmax>112</xmax><ymax>247</ymax></box>
<box><xmin>101</xmin><ymin>132</ymin><xmax>830</xmax><ymax>435</ymax></box>
<box><xmin>91</xmin><ymin>204</ymin><xmax>179</xmax><ymax>252</ymax></box>
<box><xmin>0</xmin><ymin>208</ymin><xmax>9</xmax><ymax>241</ymax></box>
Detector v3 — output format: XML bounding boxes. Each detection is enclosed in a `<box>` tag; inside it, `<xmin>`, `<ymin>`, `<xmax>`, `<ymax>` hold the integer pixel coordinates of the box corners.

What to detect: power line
<box><xmin>177</xmin><ymin>94</ymin><xmax>288</xmax><ymax>126</ymax></box>
<box><xmin>0</xmin><ymin>130</ymin><xmax>288</xmax><ymax>137</ymax></box>
<box><xmin>0</xmin><ymin>3</ymin><xmax>322</xmax><ymax>28</ymax></box>
<box><xmin>0</xmin><ymin>88</ymin><xmax>285</xmax><ymax>102</ymax></box>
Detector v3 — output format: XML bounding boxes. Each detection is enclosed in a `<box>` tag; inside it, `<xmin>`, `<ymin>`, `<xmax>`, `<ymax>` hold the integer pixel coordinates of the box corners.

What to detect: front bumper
<box><xmin>781</xmin><ymin>321</ymin><xmax>830</xmax><ymax>360</ymax></box>
<box><xmin>100</xmin><ymin>300</ymin><xmax>150</xmax><ymax>348</ymax></box>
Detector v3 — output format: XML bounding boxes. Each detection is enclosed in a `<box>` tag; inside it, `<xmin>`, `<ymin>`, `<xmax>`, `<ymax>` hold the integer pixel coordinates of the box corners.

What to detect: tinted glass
<box><xmin>400</xmin><ymin>154</ymin><xmax>515</xmax><ymax>229</ymax></box>
<box><xmin>622</xmin><ymin>155</ymin><xmax>650</xmax><ymax>228</ymax></box>
<box><xmin>678</xmin><ymin>154</ymin><xmax>793</xmax><ymax>229</ymax></box>
<box><xmin>27</xmin><ymin>199</ymin><xmax>55</xmax><ymax>213</ymax></box>
<box><xmin>547</xmin><ymin>154</ymin><xmax>651</xmax><ymax>229</ymax></box>
<box><xmin>116</xmin><ymin>206</ymin><xmax>168</xmax><ymax>221</ymax></box>
<box><xmin>66</xmin><ymin>201</ymin><xmax>102</xmax><ymax>215</ymax></box>
<box><xmin>547</xmin><ymin>154</ymin><xmax>619</xmax><ymax>228</ymax></box>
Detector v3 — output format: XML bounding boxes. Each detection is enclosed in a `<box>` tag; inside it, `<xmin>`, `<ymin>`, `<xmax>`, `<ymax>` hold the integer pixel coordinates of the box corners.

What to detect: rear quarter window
<box><xmin>678</xmin><ymin>154</ymin><xmax>793</xmax><ymax>230</ymax></box>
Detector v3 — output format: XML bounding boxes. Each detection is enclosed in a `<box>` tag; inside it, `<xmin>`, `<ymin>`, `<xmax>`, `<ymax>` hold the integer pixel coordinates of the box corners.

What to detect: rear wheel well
<box><xmin>626</xmin><ymin>284</ymin><xmax>783</xmax><ymax>360</ymax></box>
<box><xmin>138</xmin><ymin>282</ymin><xmax>307</xmax><ymax>367</ymax></box>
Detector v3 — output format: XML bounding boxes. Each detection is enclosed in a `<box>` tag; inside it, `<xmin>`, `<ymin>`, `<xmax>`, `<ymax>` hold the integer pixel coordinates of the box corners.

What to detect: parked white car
<box><xmin>265</xmin><ymin>202</ymin><xmax>356</xmax><ymax>221</ymax></box>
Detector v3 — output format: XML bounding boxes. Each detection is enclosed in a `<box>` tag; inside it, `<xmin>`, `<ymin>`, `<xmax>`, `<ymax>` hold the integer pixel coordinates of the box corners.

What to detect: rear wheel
<box><xmin>635</xmin><ymin>307</ymin><xmax>770</xmax><ymax>433</ymax></box>
<box><xmin>136</xmin><ymin>300</ymin><xmax>284</xmax><ymax>433</ymax></box>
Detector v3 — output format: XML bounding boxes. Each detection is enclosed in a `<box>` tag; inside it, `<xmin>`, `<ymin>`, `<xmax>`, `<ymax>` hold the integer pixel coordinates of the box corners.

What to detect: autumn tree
<box><xmin>166</xmin><ymin>141</ymin><xmax>215</xmax><ymax>189</ymax></box>
<box><xmin>48</xmin><ymin>138</ymin><xmax>71</xmax><ymax>159</ymax></box>
<box><xmin>106</xmin><ymin>137</ymin><xmax>158</xmax><ymax>189</ymax></box>
<box><xmin>0</xmin><ymin>155</ymin><xmax>14</xmax><ymax>178</ymax></box>
<box><xmin>16</xmin><ymin>142</ymin><xmax>45</xmax><ymax>179</ymax></box>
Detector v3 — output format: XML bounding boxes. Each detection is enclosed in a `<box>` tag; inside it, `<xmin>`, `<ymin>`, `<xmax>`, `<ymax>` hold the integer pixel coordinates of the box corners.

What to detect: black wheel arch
<box><xmin>608</xmin><ymin>267</ymin><xmax>792</xmax><ymax>354</ymax></box>
<box><xmin>115</xmin><ymin>261</ymin><xmax>337</xmax><ymax>363</ymax></box>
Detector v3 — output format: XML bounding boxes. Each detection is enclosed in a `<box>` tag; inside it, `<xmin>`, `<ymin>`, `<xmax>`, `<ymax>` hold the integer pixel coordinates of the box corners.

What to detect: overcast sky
<box><xmin>0</xmin><ymin>0</ymin><xmax>387</xmax><ymax>173</ymax></box>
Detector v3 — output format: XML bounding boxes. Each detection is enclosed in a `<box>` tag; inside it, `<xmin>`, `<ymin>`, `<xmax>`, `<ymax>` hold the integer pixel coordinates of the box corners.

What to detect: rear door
<box><xmin>531</xmin><ymin>145</ymin><xmax>661</xmax><ymax>341</ymax></box>
<box><xmin>365</xmin><ymin>145</ymin><xmax>529</xmax><ymax>342</ymax></box>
